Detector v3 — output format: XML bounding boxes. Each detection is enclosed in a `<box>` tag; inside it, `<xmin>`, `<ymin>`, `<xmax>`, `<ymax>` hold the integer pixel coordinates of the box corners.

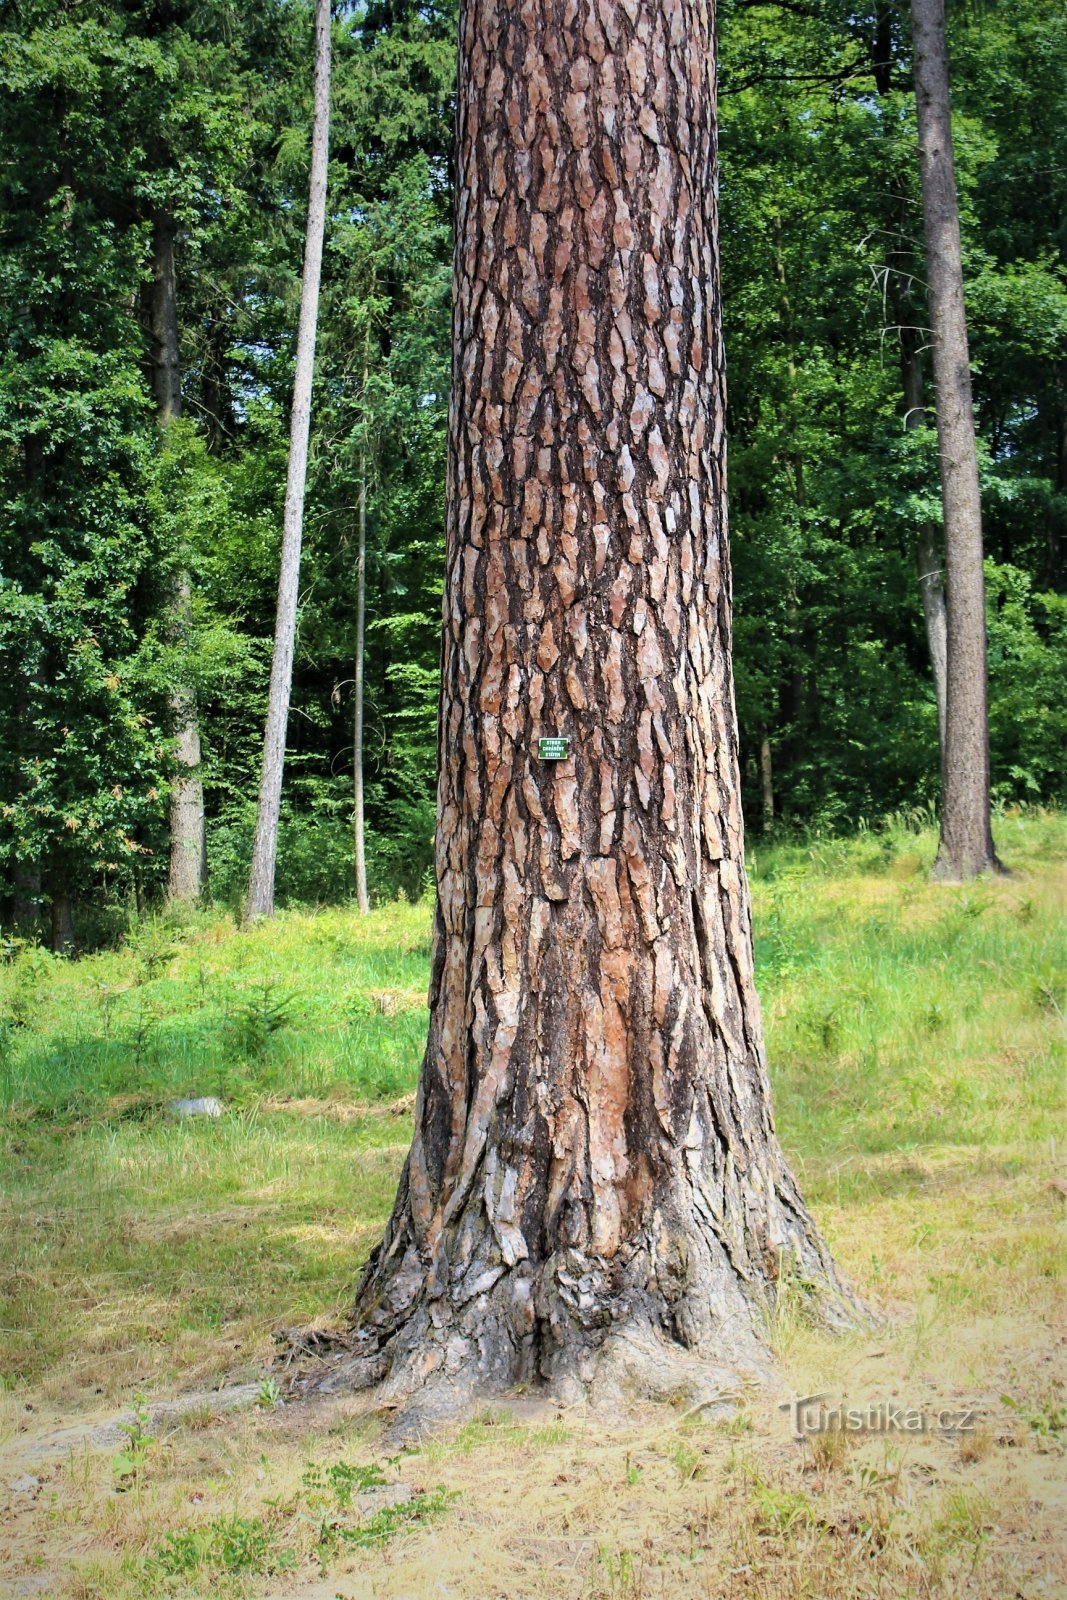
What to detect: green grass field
<box><xmin>1</xmin><ymin>810</ymin><xmax>1064</xmax><ymax>1598</ymax></box>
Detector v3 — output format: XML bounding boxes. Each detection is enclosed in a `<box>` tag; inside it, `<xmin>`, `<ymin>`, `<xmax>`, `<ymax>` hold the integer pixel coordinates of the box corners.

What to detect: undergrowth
<box><xmin>0</xmin><ymin>810</ymin><xmax>1063</xmax><ymax>1599</ymax></box>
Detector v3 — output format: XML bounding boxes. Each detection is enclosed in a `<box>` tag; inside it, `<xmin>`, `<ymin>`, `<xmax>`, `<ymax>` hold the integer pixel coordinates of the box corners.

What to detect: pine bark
<box><xmin>333</xmin><ymin>0</ymin><xmax>855</xmax><ymax>1415</ymax></box>
<box><xmin>910</xmin><ymin>0</ymin><xmax>1000</xmax><ymax>879</ymax></box>
<box><xmin>246</xmin><ymin>0</ymin><xmax>332</xmax><ymax>920</ymax></box>
<box><xmin>147</xmin><ymin>208</ymin><xmax>207</xmax><ymax>904</ymax></box>
<box><xmin>354</xmin><ymin>460</ymin><xmax>370</xmax><ymax>913</ymax></box>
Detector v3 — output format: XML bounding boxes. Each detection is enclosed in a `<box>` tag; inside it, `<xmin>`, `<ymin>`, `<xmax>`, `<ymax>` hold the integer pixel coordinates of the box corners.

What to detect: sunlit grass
<box><xmin>0</xmin><ymin>810</ymin><xmax>1063</xmax><ymax>1598</ymax></box>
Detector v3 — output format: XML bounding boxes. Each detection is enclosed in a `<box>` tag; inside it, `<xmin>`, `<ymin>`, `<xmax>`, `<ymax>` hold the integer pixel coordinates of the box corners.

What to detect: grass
<box><xmin>0</xmin><ymin>807</ymin><xmax>1064</xmax><ymax>1598</ymax></box>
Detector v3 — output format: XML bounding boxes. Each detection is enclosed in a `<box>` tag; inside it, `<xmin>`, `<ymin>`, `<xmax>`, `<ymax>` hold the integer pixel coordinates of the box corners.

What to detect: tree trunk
<box><xmin>246</xmin><ymin>0</ymin><xmax>332</xmax><ymax>921</ymax></box>
<box><xmin>12</xmin><ymin>860</ymin><xmax>41</xmax><ymax>928</ymax></box>
<box><xmin>901</xmin><ymin>339</ymin><xmax>947</xmax><ymax>749</ymax></box>
<box><xmin>910</xmin><ymin>0</ymin><xmax>1000</xmax><ymax>879</ymax></box>
<box><xmin>146</xmin><ymin>209</ymin><xmax>182</xmax><ymax>426</ymax></box>
<box><xmin>326</xmin><ymin>0</ymin><xmax>856</xmax><ymax>1417</ymax></box>
<box><xmin>759</xmin><ymin>732</ymin><xmax>775</xmax><ymax>835</ymax></box>
<box><xmin>354</xmin><ymin>458</ymin><xmax>370</xmax><ymax>913</ymax></box>
<box><xmin>167</xmin><ymin>571</ymin><xmax>208</xmax><ymax>903</ymax></box>
<box><xmin>49</xmin><ymin>867</ymin><xmax>73</xmax><ymax>955</ymax></box>
<box><xmin>147</xmin><ymin>207</ymin><xmax>208</xmax><ymax>904</ymax></box>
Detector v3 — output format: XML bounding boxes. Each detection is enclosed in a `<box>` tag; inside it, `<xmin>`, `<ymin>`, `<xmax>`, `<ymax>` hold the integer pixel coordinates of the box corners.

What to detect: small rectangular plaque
<box><xmin>537</xmin><ymin>736</ymin><xmax>571</xmax><ymax>761</ymax></box>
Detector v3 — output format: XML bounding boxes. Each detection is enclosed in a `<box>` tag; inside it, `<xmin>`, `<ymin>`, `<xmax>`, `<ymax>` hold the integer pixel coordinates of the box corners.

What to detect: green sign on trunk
<box><xmin>537</xmin><ymin>736</ymin><xmax>571</xmax><ymax>761</ymax></box>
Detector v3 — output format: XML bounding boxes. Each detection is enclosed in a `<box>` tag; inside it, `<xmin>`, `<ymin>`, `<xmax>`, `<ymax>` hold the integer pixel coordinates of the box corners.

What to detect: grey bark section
<box><xmin>246</xmin><ymin>0</ymin><xmax>332</xmax><ymax>920</ymax></box>
<box><xmin>901</xmin><ymin>342</ymin><xmax>947</xmax><ymax>749</ymax></box>
<box><xmin>910</xmin><ymin>0</ymin><xmax>1000</xmax><ymax>879</ymax></box>
<box><xmin>320</xmin><ymin>0</ymin><xmax>861</xmax><ymax>1417</ymax></box>
<box><xmin>147</xmin><ymin>208</ymin><xmax>207</xmax><ymax>904</ymax></box>
<box><xmin>759</xmin><ymin>732</ymin><xmax>774</xmax><ymax>835</ymax></box>
<box><xmin>354</xmin><ymin>462</ymin><xmax>370</xmax><ymax>913</ymax></box>
<box><xmin>167</xmin><ymin>571</ymin><xmax>208</xmax><ymax>903</ymax></box>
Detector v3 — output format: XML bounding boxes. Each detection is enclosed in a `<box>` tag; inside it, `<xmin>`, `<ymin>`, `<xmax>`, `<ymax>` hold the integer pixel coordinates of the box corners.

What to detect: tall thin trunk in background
<box><xmin>901</xmin><ymin>334</ymin><xmax>948</xmax><ymax>748</ymax></box>
<box><xmin>147</xmin><ymin>208</ymin><xmax>207</xmax><ymax>904</ymax></box>
<box><xmin>246</xmin><ymin>0</ymin><xmax>332</xmax><ymax>920</ymax></box>
<box><xmin>910</xmin><ymin>0</ymin><xmax>1000</xmax><ymax>878</ymax></box>
<box><xmin>759</xmin><ymin>732</ymin><xmax>775</xmax><ymax>834</ymax></box>
<box><xmin>353</xmin><ymin>456</ymin><xmax>369</xmax><ymax>912</ymax></box>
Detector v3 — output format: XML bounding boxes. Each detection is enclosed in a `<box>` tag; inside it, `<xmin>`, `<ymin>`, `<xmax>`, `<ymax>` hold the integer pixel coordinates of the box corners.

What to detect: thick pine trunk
<box><xmin>901</xmin><ymin>340</ymin><xmax>947</xmax><ymax>748</ymax></box>
<box><xmin>147</xmin><ymin>208</ymin><xmax>207</xmax><ymax>904</ymax></box>
<box><xmin>246</xmin><ymin>0</ymin><xmax>332</xmax><ymax>920</ymax></box>
<box><xmin>910</xmin><ymin>0</ymin><xmax>1000</xmax><ymax>879</ymax></box>
<box><xmin>332</xmin><ymin>0</ymin><xmax>855</xmax><ymax>1415</ymax></box>
<box><xmin>354</xmin><ymin>461</ymin><xmax>370</xmax><ymax>913</ymax></box>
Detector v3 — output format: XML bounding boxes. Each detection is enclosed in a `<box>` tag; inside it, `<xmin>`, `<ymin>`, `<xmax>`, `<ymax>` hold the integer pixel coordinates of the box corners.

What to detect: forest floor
<box><xmin>1</xmin><ymin>810</ymin><xmax>1064</xmax><ymax>1599</ymax></box>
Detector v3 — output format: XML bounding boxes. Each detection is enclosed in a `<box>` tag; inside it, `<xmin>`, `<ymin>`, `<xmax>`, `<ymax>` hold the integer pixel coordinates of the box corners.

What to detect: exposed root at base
<box><xmin>275</xmin><ymin>1314</ymin><xmax>780</xmax><ymax>1442</ymax></box>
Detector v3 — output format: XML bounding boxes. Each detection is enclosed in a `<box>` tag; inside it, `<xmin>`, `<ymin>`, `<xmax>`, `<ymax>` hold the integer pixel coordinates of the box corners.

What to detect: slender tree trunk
<box><xmin>246</xmin><ymin>0</ymin><xmax>332</xmax><ymax>921</ymax></box>
<box><xmin>167</xmin><ymin>571</ymin><xmax>207</xmax><ymax>902</ymax></box>
<box><xmin>10</xmin><ymin>676</ymin><xmax>41</xmax><ymax>925</ymax></box>
<box><xmin>147</xmin><ymin>208</ymin><xmax>207</xmax><ymax>904</ymax></box>
<box><xmin>901</xmin><ymin>339</ymin><xmax>947</xmax><ymax>748</ymax></box>
<box><xmin>48</xmin><ymin>866</ymin><xmax>73</xmax><ymax>955</ymax></box>
<box><xmin>146</xmin><ymin>210</ymin><xmax>182</xmax><ymax>425</ymax></box>
<box><xmin>910</xmin><ymin>0</ymin><xmax>1000</xmax><ymax>879</ymax></box>
<box><xmin>759</xmin><ymin>732</ymin><xmax>775</xmax><ymax>835</ymax></box>
<box><xmin>353</xmin><ymin>458</ymin><xmax>370</xmax><ymax>913</ymax></box>
<box><xmin>320</xmin><ymin>0</ymin><xmax>857</xmax><ymax>1417</ymax></box>
<box><xmin>869</xmin><ymin>8</ymin><xmax>948</xmax><ymax>768</ymax></box>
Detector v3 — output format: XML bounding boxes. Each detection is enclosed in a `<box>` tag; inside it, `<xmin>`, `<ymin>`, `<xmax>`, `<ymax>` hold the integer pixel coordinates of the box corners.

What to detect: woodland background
<box><xmin>2</xmin><ymin>0</ymin><xmax>1065</xmax><ymax>940</ymax></box>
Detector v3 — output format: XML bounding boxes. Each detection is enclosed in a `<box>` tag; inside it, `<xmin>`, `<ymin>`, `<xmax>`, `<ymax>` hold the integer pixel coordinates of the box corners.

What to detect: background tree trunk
<box><xmin>146</xmin><ymin>210</ymin><xmax>182</xmax><ymax>426</ymax></box>
<box><xmin>146</xmin><ymin>208</ymin><xmax>207</xmax><ymax>904</ymax></box>
<box><xmin>246</xmin><ymin>0</ymin><xmax>332</xmax><ymax>920</ymax></box>
<box><xmin>353</xmin><ymin>458</ymin><xmax>370</xmax><ymax>913</ymax></box>
<box><xmin>331</xmin><ymin>0</ymin><xmax>856</xmax><ymax>1416</ymax></box>
<box><xmin>759</xmin><ymin>732</ymin><xmax>775</xmax><ymax>834</ymax></box>
<box><xmin>167</xmin><ymin>571</ymin><xmax>207</xmax><ymax>903</ymax></box>
<box><xmin>910</xmin><ymin>0</ymin><xmax>1000</xmax><ymax>878</ymax></box>
<box><xmin>11</xmin><ymin>860</ymin><xmax>41</xmax><ymax>928</ymax></box>
<box><xmin>48</xmin><ymin>866</ymin><xmax>73</xmax><ymax>955</ymax></box>
<box><xmin>901</xmin><ymin>336</ymin><xmax>947</xmax><ymax>749</ymax></box>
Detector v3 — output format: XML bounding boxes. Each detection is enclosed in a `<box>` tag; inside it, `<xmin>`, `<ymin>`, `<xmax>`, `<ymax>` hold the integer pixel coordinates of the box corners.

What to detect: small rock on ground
<box><xmin>166</xmin><ymin>1096</ymin><xmax>224</xmax><ymax>1118</ymax></box>
<box><xmin>7</xmin><ymin>1474</ymin><xmax>41</xmax><ymax>1495</ymax></box>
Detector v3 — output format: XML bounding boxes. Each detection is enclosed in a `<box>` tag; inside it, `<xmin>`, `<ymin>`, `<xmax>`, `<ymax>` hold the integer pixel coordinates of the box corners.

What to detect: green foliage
<box><xmin>0</xmin><ymin>0</ymin><xmax>1064</xmax><ymax>944</ymax></box>
<box><xmin>985</xmin><ymin>561</ymin><xmax>1067</xmax><ymax>801</ymax></box>
<box><xmin>155</xmin><ymin>1513</ymin><xmax>295</xmax><ymax>1578</ymax></box>
<box><xmin>112</xmin><ymin>1394</ymin><xmax>155</xmax><ymax>1489</ymax></box>
<box><xmin>226</xmin><ymin>978</ymin><xmax>297</xmax><ymax>1060</ymax></box>
<box><xmin>718</xmin><ymin>0</ymin><xmax>1066</xmax><ymax>830</ymax></box>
